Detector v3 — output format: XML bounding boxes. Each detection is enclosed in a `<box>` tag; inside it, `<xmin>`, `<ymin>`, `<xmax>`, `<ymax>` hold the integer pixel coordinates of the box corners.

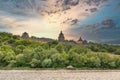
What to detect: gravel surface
<box><xmin>0</xmin><ymin>70</ymin><xmax>120</xmax><ymax>80</ymax></box>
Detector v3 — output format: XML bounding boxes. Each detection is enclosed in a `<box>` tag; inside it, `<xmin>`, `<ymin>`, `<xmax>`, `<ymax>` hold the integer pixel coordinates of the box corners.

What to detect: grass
<box><xmin>0</xmin><ymin>66</ymin><xmax>120</xmax><ymax>70</ymax></box>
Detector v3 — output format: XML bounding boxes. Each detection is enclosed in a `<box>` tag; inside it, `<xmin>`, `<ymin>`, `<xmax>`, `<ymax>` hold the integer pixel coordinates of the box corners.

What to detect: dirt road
<box><xmin>0</xmin><ymin>70</ymin><xmax>120</xmax><ymax>80</ymax></box>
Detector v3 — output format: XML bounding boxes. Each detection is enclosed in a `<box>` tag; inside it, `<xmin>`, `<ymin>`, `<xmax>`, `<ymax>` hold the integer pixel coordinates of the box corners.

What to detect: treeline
<box><xmin>0</xmin><ymin>32</ymin><xmax>120</xmax><ymax>69</ymax></box>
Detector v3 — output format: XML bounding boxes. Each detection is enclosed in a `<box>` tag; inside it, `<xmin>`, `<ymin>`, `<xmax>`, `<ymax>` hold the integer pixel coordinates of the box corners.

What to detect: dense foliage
<box><xmin>0</xmin><ymin>32</ymin><xmax>120</xmax><ymax>69</ymax></box>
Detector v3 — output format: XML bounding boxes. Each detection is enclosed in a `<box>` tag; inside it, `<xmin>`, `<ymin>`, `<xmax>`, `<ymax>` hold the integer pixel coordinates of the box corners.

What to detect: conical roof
<box><xmin>78</xmin><ymin>37</ymin><xmax>83</xmax><ymax>41</ymax></box>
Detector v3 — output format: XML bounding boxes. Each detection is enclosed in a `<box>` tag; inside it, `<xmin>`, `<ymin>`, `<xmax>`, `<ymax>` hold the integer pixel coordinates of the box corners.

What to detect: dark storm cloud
<box><xmin>64</xmin><ymin>0</ymin><xmax>79</xmax><ymax>6</ymax></box>
<box><xmin>85</xmin><ymin>8</ymin><xmax>98</xmax><ymax>13</ymax></box>
<box><xmin>71</xmin><ymin>19</ymin><xmax>78</xmax><ymax>25</ymax></box>
<box><xmin>116</xmin><ymin>2</ymin><xmax>120</xmax><ymax>7</ymax></box>
<box><xmin>62</xmin><ymin>18</ymin><xmax>79</xmax><ymax>26</ymax></box>
<box><xmin>90</xmin><ymin>8</ymin><xmax>98</xmax><ymax>12</ymax></box>
<box><xmin>115</xmin><ymin>2</ymin><xmax>120</xmax><ymax>10</ymax></box>
<box><xmin>67</xmin><ymin>17</ymin><xmax>120</xmax><ymax>41</ymax></box>
<box><xmin>54</xmin><ymin>0</ymin><xmax>80</xmax><ymax>11</ymax></box>
<box><xmin>83</xmin><ymin>19</ymin><xmax>118</xmax><ymax>33</ymax></box>
<box><xmin>85</xmin><ymin>0</ymin><xmax>108</xmax><ymax>6</ymax></box>
<box><xmin>101</xmin><ymin>19</ymin><xmax>116</xmax><ymax>29</ymax></box>
<box><xmin>51</xmin><ymin>0</ymin><xmax>108</xmax><ymax>14</ymax></box>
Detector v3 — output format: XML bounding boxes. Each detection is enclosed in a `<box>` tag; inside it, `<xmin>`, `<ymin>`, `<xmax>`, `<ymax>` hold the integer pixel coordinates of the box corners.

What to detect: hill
<box><xmin>0</xmin><ymin>32</ymin><xmax>120</xmax><ymax>69</ymax></box>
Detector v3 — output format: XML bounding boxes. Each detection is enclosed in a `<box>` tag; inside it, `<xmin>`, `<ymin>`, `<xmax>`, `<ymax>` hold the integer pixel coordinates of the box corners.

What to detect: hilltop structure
<box><xmin>58</xmin><ymin>31</ymin><xmax>65</xmax><ymax>42</ymax></box>
<box><xmin>58</xmin><ymin>31</ymin><xmax>87</xmax><ymax>44</ymax></box>
<box><xmin>21</xmin><ymin>31</ymin><xmax>87</xmax><ymax>44</ymax></box>
<box><xmin>21</xmin><ymin>32</ymin><xmax>29</xmax><ymax>39</ymax></box>
<box><xmin>76</xmin><ymin>37</ymin><xmax>87</xmax><ymax>44</ymax></box>
<box><xmin>77</xmin><ymin>37</ymin><xmax>83</xmax><ymax>44</ymax></box>
<box><xmin>21</xmin><ymin>32</ymin><xmax>53</xmax><ymax>42</ymax></box>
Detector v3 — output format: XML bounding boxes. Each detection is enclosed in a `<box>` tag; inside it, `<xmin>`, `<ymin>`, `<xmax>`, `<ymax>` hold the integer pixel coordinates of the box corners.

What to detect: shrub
<box><xmin>42</xmin><ymin>59</ymin><xmax>52</xmax><ymax>68</ymax></box>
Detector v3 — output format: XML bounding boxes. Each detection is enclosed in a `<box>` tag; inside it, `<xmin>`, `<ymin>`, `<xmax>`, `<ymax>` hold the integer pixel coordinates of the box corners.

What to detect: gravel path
<box><xmin>0</xmin><ymin>70</ymin><xmax>120</xmax><ymax>80</ymax></box>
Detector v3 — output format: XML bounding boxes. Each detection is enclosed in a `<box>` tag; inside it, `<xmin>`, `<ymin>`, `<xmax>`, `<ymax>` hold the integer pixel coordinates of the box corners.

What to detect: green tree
<box><xmin>69</xmin><ymin>46</ymin><xmax>90</xmax><ymax>54</ymax></box>
<box><xmin>33</xmin><ymin>46</ymin><xmax>46</xmax><ymax>61</ymax></box>
<box><xmin>42</xmin><ymin>59</ymin><xmax>52</xmax><ymax>68</ymax></box>
<box><xmin>55</xmin><ymin>43</ymin><xmax>65</xmax><ymax>53</ymax></box>
<box><xmin>86</xmin><ymin>56</ymin><xmax>101</xmax><ymax>68</ymax></box>
<box><xmin>114</xmin><ymin>49</ymin><xmax>120</xmax><ymax>55</ymax></box>
<box><xmin>30</xmin><ymin>58</ymin><xmax>41</xmax><ymax>68</ymax></box>
<box><xmin>15</xmin><ymin>54</ymin><xmax>26</xmax><ymax>67</ymax></box>
<box><xmin>15</xmin><ymin>45</ymin><xmax>25</xmax><ymax>54</ymax></box>
<box><xmin>115</xmin><ymin>57</ymin><xmax>120</xmax><ymax>68</ymax></box>
<box><xmin>68</xmin><ymin>52</ymin><xmax>80</xmax><ymax>67</ymax></box>
<box><xmin>0</xmin><ymin>45</ymin><xmax>15</xmax><ymax>66</ymax></box>
<box><xmin>0</xmin><ymin>52</ymin><xmax>4</xmax><ymax>66</ymax></box>
<box><xmin>51</xmin><ymin>53</ymin><xmax>68</xmax><ymax>68</ymax></box>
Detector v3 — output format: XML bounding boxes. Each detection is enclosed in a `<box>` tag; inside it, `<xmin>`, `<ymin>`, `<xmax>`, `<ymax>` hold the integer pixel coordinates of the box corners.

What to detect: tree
<box><xmin>15</xmin><ymin>54</ymin><xmax>26</xmax><ymax>67</ymax></box>
<box><xmin>69</xmin><ymin>46</ymin><xmax>90</xmax><ymax>54</ymax></box>
<box><xmin>114</xmin><ymin>49</ymin><xmax>120</xmax><ymax>55</ymax></box>
<box><xmin>68</xmin><ymin>52</ymin><xmax>80</xmax><ymax>67</ymax></box>
<box><xmin>0</xmin><ymin>45</ymin><xmax>16</xmax><ymax>66</ymax></box>
<box><xmin>51</xmin><ymin>53</ymin><xmax>68</xmax><ymax>68</ymax></box>
<box><xmin>15</xmin><ymin>45</ymin><xmax>25</xmax><ymax>54</ymax></box>
<box><xmin>90</xmin><ymin>45</ymin><xmax>99</xmax><ymax>52</ymax></box>
<box><xmin>98</xmin><ymin>53</ymin><xmax>112</xmax><ymax>68</ymax></box>
<box><xmin>0</xmin><ymin>52</ymin><xmax>4</xmax><ymax>66</ymax></box>
<box><xmin>55</xmin><ymin>43</ymin><xmax>65</xmax><ymax>53</ymax></box>
<box><xmin>107</xmin><ymin>46</ymin><xmax>117</xmax><ymax>53</ymax></box>
<box><xmin>86</xmin><ymin>56</ymin><xmax>101</xmax><ymax>68</ymax></box>
<box><xmin>63</xmin><ymin>44</ymin><xmax>73</xmax><ymax>53</ymax></box>
<box><xmin>115</xmin><ymin>57</ymin><xmax>120</xmax><ymax>68</ymax></box>
<box><xmin>30</xmin><ymin>58</ymin><xmax>41</xmax><ymax>68</ymax></box>
<box><xmin>42</xmin><ymin>59</ymin><xmax>52</xmax><ymax>68</ymax></box>
<box><xmin>15</xmin><ymin>39</ymin><xmax>32</xmax><ymax>46</ymax></box>
<box><xmin>45</xmin><ymin>48</ymin><xmax>58</xmax><ymax>58</ymax></box>
<box><xmin>48</xmin><ymin>40</ymin><xmax>58</xmax><ymax>48</ymax></box>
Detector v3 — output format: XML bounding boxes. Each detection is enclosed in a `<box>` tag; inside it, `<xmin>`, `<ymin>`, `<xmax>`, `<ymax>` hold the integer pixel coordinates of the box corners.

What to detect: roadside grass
<box><xmin>0</xmin><ymin>66</ymin><xmax>120</xmax><ymax>70</ymax></box>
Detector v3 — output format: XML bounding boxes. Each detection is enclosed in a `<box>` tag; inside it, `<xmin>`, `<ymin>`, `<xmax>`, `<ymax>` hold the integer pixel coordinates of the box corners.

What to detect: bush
<box><xmin>42</xmin><ymin>59</ymin><xmax>52</xmax><ymax>68</ymax></box>
<box><xmin>114</xmin><ymin>49</ymin><xmax>120</xmax><ymax>55</ymax></box>
<box><xmin>30</xmin><ymin>58</ymin><xmax>41</xmax><ymax>68</ymax></box>
<box><xmin>55</xmin><ymin>43</ymin><xmax>65</xmax><ymax>53</ymax></box>
<box><xmin>15</xmin><ymin>54</ymin><xmax>26</xmax><ymax>67</ymax></box>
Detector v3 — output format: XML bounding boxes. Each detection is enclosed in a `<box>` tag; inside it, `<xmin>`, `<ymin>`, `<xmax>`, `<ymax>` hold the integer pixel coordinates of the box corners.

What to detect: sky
<box><xmin>0</xmin><ymin>0</ymin><xmax>120</xmax><ymax>44</ymax></box>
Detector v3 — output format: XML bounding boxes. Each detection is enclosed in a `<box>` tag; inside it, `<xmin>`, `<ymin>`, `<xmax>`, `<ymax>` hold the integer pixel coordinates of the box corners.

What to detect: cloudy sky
<box><xmin>0</xmin><ymin>0</ymin><xmax>120</xmax><ymax>44</ymax></box>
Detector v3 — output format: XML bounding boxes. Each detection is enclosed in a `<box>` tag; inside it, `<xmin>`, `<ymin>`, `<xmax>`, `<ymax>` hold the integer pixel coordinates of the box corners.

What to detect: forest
<box><xmin>0</xmin><ymin>32</ymin><xmax>120</xmax><ymax>69</ymax></box>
